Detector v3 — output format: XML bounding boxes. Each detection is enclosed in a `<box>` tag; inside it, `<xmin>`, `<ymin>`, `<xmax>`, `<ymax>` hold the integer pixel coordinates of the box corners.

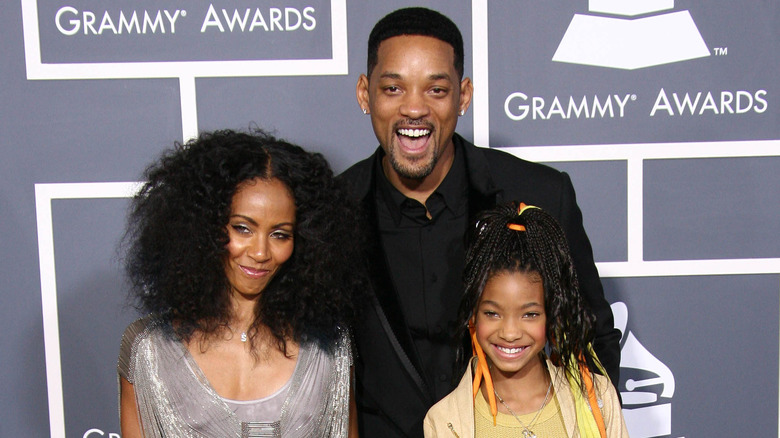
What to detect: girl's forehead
<box><xmin>479</xmin><ymin>270</ymin><xmax>544</xmax><ymax>305</ymax></box>
<box><xmin>487</xmin><ymin>268</ymin><xmax>542</xmax><ymax>284</ymax></box>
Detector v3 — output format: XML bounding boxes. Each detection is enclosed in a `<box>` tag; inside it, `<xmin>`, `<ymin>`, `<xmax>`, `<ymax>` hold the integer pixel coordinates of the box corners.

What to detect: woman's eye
<box><xmin>524</xmin><ymin>312</ymin><xmax>540</xmax><ymax>319</ymax></box>
<box><xmin>271</xmin><ymin>231</ymin><xmax>293</xmax><ymax>240</ymax></box>
<box><xmin>231</xmin><ymin>224</ymin><xmax>251</xmax><ymax>234</ymax></box>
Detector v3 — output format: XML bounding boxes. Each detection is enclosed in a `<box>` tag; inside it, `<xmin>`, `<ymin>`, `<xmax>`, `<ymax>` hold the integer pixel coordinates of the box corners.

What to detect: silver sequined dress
<box><xmin>117</xmin><ymin>316</ymin><xmax>352</xmax><ymax>437</ymax></box>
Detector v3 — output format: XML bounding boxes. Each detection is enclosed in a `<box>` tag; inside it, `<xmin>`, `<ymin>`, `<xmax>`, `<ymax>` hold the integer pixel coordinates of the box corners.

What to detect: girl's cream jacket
<box><xmin>423</xmin><ymin>358</ymin><xmax>628</xmax><ymax>438</ymax></box>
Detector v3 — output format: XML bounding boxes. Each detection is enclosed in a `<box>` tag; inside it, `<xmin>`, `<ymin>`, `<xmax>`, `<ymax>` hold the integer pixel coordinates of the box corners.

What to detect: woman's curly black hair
<box><xmin>124</xmin><ymin>129</ymin><xmax>365</xmax><ymax>353</ymax></box>
<box><xmin>456</xmin><ymin>202</ymin><xmax>600</xmax><ymax>387</ymax></box>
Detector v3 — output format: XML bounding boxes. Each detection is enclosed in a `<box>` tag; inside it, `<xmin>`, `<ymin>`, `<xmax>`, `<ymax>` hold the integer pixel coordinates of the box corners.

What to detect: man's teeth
<box><xmin>497</xmin><ymin>346</ymin><xmax>525</xmax><ymax>354</ymax></box>
<box><xmin>397</xmin><ymin>128</ymin><xmax>430</xmax><ymax>138</ymax></box>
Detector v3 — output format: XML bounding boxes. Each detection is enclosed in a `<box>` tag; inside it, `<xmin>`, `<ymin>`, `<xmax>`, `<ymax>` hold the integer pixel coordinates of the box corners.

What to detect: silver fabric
<box><xmin>221</xmin><ymin>379</ymin><xmax>290</xmax><ymax>422</ymax></box>
<box><xmin>118</xmin><ymin>316</ymin><xmax>352</xmax><ymax>437</ymax></box>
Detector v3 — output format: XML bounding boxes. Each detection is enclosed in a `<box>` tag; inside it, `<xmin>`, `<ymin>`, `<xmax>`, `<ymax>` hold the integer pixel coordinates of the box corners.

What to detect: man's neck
<box><xmin>382</xmin><ymin>142</ymin><xmax>455</xmax><ymax>205</ymax></box>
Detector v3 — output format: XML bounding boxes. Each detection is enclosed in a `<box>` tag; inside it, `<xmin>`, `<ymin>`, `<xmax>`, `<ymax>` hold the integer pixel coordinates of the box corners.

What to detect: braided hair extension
<box><xmin>456</xmin><ymin>202</ymin><xmax>599</xmax><ymax>390</ymax></box>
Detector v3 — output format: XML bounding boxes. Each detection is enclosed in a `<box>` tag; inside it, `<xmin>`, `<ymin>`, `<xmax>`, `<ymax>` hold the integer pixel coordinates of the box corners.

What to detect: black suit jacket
<box><xmin>340</xmin><ymin>134</ymin><xmax>621</xmax><ymax>437</ymax></box>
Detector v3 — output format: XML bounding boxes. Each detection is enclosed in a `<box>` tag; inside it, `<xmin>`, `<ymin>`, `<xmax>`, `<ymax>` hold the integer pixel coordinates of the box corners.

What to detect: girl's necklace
<box><xmin>493</xmin><ymin>380</ymin><xmax>552</xmax><ymax>438</ymax></box>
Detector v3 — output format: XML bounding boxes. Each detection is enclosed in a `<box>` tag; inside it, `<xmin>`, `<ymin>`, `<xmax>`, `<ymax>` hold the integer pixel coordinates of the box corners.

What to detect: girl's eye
<box><xmin>483</xmin><ymin>310</ymin><xmax>498</xmax><ymax>318</ymax></box>
<box><xmin>524</xmin><ymin>312</ymin><xmax>540</xmax><ymax>319</ymax></box>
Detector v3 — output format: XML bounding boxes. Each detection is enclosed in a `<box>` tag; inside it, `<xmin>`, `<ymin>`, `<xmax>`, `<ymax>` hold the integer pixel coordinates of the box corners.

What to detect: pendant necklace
<box><xmin>229</xmin><ymin>325</ymin><xmax>248</xmax><ymax>342</ymax></box>
<box><xmin>493</xmin><ymin>379</ymin><xmax>552</xmax><ymax>438</ymax></box>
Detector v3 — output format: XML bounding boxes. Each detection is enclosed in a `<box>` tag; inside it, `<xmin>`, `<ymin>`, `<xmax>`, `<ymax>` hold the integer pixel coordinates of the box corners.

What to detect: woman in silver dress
<box><xmin>118</xmin><ymin>129</ymin><xmax>363</xmax><ymax>437</ymax></box>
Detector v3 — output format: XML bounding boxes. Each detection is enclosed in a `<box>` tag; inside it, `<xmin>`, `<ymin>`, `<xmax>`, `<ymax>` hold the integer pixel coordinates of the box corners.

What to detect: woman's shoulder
<box><xmin>117</xmin><ymin>315</ymin><xmax>166</xmax><ymax>382</ymax></box>
<box><xmin>304</xmin><ymin>326</ymin><xmax>352</xmax><ymax>353</ymax></box>
<box><xmin>298</xmin><ymin>327</ymin><xmax>353</xmax><ymax>374</ymax></box>
<box><xmin>121</xmin><ymin>315</ymin><xmax>165</xmax><ymax>345</ymax></box>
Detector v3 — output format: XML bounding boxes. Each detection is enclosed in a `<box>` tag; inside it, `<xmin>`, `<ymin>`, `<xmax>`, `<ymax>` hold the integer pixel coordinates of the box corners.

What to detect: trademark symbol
<box><xmin>714</xmin><ymin>47</ymin><xmax>728</xmax><ymax>56</ymax></box>
<box><xmin>181</xmin><ymin>10</ymin><xmax>187</xmax><ymax>17</ymax></box>
<box><xmin>630</xmin><ymin>94</ymin><xmax>637</xmax><ymax>101</ymax></box>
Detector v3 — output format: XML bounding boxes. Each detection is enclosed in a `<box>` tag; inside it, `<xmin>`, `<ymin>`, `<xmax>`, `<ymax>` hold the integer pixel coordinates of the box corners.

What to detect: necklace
<box><xmin>493</xmin><ymin>379</ymin><xmax>552</xmax><ymax>438</ymax></box>
<box><xmin>228</xmin><ymin>325</ymin><xmax>248</xmax><ymax>342</ymax></box>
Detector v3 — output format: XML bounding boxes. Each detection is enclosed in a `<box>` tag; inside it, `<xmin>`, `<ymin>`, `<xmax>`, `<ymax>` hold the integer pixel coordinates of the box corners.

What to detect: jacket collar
<box><xmin>353</xmin><ymin>133</ymin><xmax>501</xmax><ymax>203</ymax></box>
<box><xmin>455</xmin><ymin>133</ymin><xmax>500</xmax><ymax>199</ymax></box>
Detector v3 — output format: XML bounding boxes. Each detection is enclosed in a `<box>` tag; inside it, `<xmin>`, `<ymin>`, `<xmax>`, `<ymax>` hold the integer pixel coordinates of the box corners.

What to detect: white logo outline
<box><xmin>552</xmin><ymin>0</ymin><xmax>710</xmax><ymax>70</ymax></box>
<box><xmin>612</xmin><ymin>301</ymin><xmax>675</xmax><ymax>437</ymax></box>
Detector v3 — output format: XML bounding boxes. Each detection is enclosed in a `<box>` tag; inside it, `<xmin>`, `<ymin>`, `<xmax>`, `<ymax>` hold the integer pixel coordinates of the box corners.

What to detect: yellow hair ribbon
<box><xmin>564</xmin><ymin>350</ymin><xmax>607</xmax><ymax>438</ymax></box>
<box><xmin>507</xmin><ymin>203</ymin><xmax>540</xmax><ymax>232</ymax></box>
<box><xmin>517</xmin><ymin>202</ymin><xmax>540</xmax><ymax>215</ymax></box>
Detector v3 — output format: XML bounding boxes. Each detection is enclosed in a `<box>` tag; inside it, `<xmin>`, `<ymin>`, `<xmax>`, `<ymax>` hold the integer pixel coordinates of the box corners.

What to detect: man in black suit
<box><xmin>340</xmin><ymin>7</ymin><xmax>621</xmax><ymax>437</ymax></box>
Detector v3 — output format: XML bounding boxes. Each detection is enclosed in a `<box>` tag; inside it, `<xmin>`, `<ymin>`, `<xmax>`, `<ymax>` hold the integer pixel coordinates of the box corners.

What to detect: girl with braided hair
<box><xmin>424</xmin><ymin>202</ymin><xmax>627</xmax><ymax>437</ymax></box>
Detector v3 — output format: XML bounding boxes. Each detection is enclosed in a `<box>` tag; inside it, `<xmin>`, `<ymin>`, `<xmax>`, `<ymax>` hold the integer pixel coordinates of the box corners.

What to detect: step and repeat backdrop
<box><xmin>2</xmin><ymin>0</ymin><xmax>777</xmax><ymax>436</ymax></box>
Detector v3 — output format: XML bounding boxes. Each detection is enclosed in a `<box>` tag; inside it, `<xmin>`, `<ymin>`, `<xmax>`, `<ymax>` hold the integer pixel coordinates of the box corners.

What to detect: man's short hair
<box><xmin>367</xmin><ymin>7</ymin><xmax>464</xmax><ymax>79</ymax></box>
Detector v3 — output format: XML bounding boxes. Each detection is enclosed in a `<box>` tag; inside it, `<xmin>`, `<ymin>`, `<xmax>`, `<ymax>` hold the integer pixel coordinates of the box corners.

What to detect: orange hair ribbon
<box><xmin>469</xmin><ymin>322</ymin><xmax>497</xmax><ymax>425</ymax></box>
<box><xmin>580</xmin><ymin>361</ymin><xmax>607</xmax><ymax>438</ymax></box>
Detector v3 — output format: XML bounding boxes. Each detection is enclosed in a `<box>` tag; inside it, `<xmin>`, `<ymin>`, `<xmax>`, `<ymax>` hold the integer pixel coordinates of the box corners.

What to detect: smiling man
<box><xmin>340</xmin><ymin>7</ymin><xmax>621</xmax><ymax>437</ymax></box>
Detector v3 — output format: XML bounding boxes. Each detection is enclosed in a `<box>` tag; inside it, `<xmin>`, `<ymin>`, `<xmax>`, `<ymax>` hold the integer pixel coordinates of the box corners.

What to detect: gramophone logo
<box><xmin>553</xmin><ymin>0</ymin><xmax>710</xmax><ymax>69</ymax></box>
<box><xmin>612</xmin><ymin>302</ymin><xmax>675</xmax><ymax>438</ymax></box>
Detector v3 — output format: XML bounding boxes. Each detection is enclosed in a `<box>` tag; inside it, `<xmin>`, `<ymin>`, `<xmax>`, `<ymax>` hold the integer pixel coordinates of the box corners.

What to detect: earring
<box><xmin>362</xmin><ymin>108</ymin><xmax>368</xmax><ymax>115</ymax></box>
<box><xmin>459</xmin><ymin>110</ymin><xmax>465</xmax><ymax>116</ymax></box>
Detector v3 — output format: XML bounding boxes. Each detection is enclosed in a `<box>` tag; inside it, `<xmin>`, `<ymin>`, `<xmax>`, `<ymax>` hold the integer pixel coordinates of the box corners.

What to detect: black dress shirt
<box><xmin>374</xmin><ymin>145</ymin><xmax>469</xmax><ymax>400</ymax></box>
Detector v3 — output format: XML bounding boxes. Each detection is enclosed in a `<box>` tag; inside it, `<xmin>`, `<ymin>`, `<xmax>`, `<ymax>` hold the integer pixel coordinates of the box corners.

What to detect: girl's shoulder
<box><xmin>547</xmin><ymin>360</ymin><xmax>618</xmax><ymax>404</ymax></box>
<box><xmin>547</xmin><ymin>360</ymin><xmax>628</xmax><ymax>437</ymax></box>
<box><xmin>424</xmin><ymin>360</ymin><xmax>476</xmax><ymax>437</ymax></box>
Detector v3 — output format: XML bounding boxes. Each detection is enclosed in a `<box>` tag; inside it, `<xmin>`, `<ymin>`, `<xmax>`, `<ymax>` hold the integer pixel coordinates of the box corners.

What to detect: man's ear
<box><xmin>459</xmin><ymin>77</ymin><xmax>474</xmax><ymax>115</ymax></box>
<box><xmin>356</xmin><ymin>74</ymin><xmax>370</xmax><ymax>114</ymax></box>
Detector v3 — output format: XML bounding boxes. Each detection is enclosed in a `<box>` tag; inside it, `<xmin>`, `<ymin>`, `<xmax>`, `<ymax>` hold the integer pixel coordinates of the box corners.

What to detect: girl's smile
<box><xmin>475</xmin><ymin>270</ymin><xmax>547</xmax><ymax>380</ymax></box>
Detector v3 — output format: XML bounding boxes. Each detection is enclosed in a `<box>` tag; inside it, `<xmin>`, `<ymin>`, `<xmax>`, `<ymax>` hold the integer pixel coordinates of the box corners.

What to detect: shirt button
<box><xmin>434</xmin><ymin>325</ymin><xmax>443</xmax><ymax>334</ymax></box>
<box><xmin>439</xmin><ymin>373</ymin><xmax>448</xmax><ymax>382</ymax></box>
